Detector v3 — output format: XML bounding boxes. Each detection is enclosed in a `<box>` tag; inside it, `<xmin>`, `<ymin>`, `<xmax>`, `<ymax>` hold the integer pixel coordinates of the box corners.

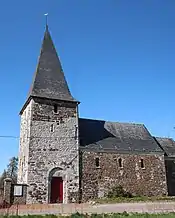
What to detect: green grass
<box><xmin>2</xmin><ymin>213</ymin><xmax>175</xmax><ymax>218</ymax></box>
<box><xmin>94</xmin><ymin>196</ymin><xmax>175</xmax><ymax>204</ymax></box>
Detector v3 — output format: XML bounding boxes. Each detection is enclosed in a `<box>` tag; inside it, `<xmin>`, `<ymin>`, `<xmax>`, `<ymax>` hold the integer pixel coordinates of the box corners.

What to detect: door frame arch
<box><xmin>47</xmin><ymin>167</ymin><xmax>67</xmax><ymax>203</ymax></box>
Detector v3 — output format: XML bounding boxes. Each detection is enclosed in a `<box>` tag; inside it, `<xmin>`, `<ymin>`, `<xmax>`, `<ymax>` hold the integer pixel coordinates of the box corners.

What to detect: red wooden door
<box><xmin>50</xmin><ymin>177</ymin><xmax>63</xmax><ymax>203</ymax></box>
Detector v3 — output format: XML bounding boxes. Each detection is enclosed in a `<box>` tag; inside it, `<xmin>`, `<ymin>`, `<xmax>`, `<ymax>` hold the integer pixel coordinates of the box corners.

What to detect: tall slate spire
<box><xmin>29</xmin><ymin>26</ymin><xmax>76</xmax><ymax>102</ymax></box>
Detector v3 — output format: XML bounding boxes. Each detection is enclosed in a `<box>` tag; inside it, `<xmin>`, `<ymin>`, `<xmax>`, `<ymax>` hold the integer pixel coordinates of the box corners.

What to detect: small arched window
<box><xmin>118</xmin><ymin>158</ymin><xmax>123</xmax><ymax>168</ymax></box>
<box><xmin>141</xmin><ymin>159</ymin><xmax>144</xmax><ymax>168</ymax></box>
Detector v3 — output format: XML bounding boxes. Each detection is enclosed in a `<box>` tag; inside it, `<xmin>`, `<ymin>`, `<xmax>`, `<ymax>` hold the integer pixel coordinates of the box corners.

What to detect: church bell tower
<box><xmin>18</xmin><ymin>25</ymin><xmax>80</xmax><ymax>204</ymax></box>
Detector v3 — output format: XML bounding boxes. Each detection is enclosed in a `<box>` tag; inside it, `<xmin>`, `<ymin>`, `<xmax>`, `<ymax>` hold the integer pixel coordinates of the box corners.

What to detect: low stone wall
<box><xmin>1</xmin><ymin>202</ymin><xmax>175</xmax><ymax>215</ymax></box>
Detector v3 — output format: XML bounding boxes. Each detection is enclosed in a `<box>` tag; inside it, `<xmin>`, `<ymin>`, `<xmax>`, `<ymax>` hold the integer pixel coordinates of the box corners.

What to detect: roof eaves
<box><xmin>79</xmin><ymin>146</ymin><xmax>164</xmax><ymax>155</ymax></box>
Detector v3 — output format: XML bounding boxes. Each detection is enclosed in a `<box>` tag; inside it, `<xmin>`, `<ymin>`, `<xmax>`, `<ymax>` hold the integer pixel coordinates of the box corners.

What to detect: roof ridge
<box><xmin>79</xmin><ymin>117</ymin><xmax>144</xmax><ymax>126</ymax></box>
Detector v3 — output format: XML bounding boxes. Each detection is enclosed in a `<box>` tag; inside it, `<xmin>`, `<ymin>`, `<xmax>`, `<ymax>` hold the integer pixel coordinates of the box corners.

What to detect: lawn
<box><xmin>94</xmin><ymin>196</ymin><xmax>175</xmax><ymax>204</ymax></box>
<box><xmin>95</xmin><ymin>185</ymin><xmax>175</xmax><ymax>204</ymax></box>
<box><xmin>72</xmin><ymin>213</ymin><xmax>175</xmax><ymax>218</ymax></box>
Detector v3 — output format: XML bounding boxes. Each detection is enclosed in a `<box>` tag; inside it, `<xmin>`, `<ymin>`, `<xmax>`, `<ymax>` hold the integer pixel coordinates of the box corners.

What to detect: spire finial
<box><xmin>44</xmin><ymin>13</ymin><xmax>49</xmax><ymax>30</ymax></box>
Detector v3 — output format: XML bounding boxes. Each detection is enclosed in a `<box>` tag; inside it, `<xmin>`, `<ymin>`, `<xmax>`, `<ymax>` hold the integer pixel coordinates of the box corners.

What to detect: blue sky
<box><xmin>0</xmin><ymin>0</ymin><xmax>175</xmax><ymax>173</ymax></box>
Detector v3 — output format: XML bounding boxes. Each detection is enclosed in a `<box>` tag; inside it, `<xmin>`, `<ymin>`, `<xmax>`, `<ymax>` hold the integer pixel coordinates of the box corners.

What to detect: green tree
<box><xmin>0</xmin><ymin>170</ymin><xmax>7</xmax><ymax>189</ymax></box>
<box><xmin>6</xmin><ymin>157</ymin><xmax>18</xmax><ymax>183</ymax></box>
<box><xmin>0</xmin><ymin>157</ymin><xmax>18</xmax><ymax>188</ymax></box>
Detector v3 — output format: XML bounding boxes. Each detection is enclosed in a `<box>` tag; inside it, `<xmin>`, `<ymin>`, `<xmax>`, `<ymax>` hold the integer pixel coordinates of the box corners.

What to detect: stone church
<box><xmin>17</xmin><ymin>25</ymin><xmax>175</xmax><ymax>204</ymax></box>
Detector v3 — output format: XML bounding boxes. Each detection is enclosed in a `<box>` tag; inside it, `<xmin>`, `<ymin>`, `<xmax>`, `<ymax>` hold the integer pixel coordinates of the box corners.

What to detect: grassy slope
<box><xmin>95</xmin><ymin>196</ymin><xmax>175</xmax><ymax>204</ymax></box>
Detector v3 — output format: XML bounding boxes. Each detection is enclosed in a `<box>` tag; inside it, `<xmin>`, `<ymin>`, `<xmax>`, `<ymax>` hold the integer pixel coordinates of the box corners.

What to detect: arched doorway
<box><xmin>48</xmin><ymin>168</ymin><xmax>64</xmax><ymax>203</ymax></box>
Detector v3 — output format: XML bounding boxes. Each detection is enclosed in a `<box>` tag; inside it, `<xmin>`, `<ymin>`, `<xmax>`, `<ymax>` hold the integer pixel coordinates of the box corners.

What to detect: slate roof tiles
<box><xmin>79</xmin><ymin>118</ymin><xmax>163</xmax><ymax>153</ymax></box>
<box><xmin>29</xmin><ymin>26</ymin><xmax>76</xmax><ymax>102</ymax></box>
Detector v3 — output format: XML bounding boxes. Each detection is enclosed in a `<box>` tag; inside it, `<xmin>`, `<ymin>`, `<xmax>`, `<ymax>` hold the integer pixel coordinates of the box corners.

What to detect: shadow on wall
<box><xmin>79</xmin><ymin>119</ymin><xmax>114</xmax><ymax>146</ymax></box>
<box><xmin>165</xmin><ymin>159</ymin><xmax>175</xmax><ymax>196</ymax></box>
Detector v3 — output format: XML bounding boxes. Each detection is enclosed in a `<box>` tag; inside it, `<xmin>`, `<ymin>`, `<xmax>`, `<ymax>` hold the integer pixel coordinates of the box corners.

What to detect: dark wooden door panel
<box><xmin>50</xmin><ymin>177</ymin><xmax>63</xmax><ymax>203</ymax></box>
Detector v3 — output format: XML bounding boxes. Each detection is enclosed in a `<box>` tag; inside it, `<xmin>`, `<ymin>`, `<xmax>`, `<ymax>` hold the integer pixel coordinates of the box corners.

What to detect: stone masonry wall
<box><xmin>81</xmin><ymin>151</ymin><xmax>168</xmax><ymax>202</ymax></box>
<box><xmin>26</xmin><ymin>98</ymin><xmax>79</xmax><ymax>204</ymax></box>
<box><xmin>18</xmin><ymin>100</ymin><xmax>33</xmax><ymax>184</ymax></box>
<box><xmin>4</xmin><ymin>178</ymin><xmax>12</xmax><ymax>204</ymax></box>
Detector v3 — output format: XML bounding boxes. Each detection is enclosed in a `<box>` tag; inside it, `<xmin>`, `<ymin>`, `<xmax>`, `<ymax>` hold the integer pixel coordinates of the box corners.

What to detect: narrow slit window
<box><xmin>19</xmin><ymin>159</ymin><xmax>22</xmax><ymax>167</ymax></box>
<box><xmin>118</xmin><ymin>158</ymin><xmax>123</xmax><ymax>168</ymax></box>
<box><xmin>50</xmin><ymin>124</ymin><xmax>54</xmax><ymax>133</ymax></box>
<box><xmin>141</xmin><ymin>159</ymin><xmax>144</xmax><ymax>168</ymax></box>
<box><xmin>54</xmin><ymin>104</ymin><xmax>58</xmax><ymax>113</ymax></box>
<box><xmin>95</xmin><ymin>157</ymin><xmax>100</xmax><ymax>168</ymax></box>
<box><xmin>21</xmin><ymin>162</ymin><xmax>24</xmax><ymax>172</ymax></box>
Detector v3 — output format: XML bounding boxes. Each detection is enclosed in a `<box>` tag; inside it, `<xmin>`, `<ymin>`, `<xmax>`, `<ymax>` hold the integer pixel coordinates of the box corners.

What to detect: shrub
<box><xmin>91</xmin><ymin>214</ymin><xmax>103</xmax><ymax>218</ymax></box>
<box><xmin>107</xmin><ymin>185</ymin><xmax>132</xmax><ymax>198</ymax></box>
<box><xmin>70</xmin><ymin>212</ymin><xmax>86</xmax><ymax>218</ymax></box>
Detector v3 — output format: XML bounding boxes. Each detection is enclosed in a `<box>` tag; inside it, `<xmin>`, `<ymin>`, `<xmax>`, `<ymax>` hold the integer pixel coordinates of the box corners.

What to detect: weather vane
<box><xmin>44</xmin><ymin>13</ymin><xmax>49</xmax><ymax>27</ymax></box>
